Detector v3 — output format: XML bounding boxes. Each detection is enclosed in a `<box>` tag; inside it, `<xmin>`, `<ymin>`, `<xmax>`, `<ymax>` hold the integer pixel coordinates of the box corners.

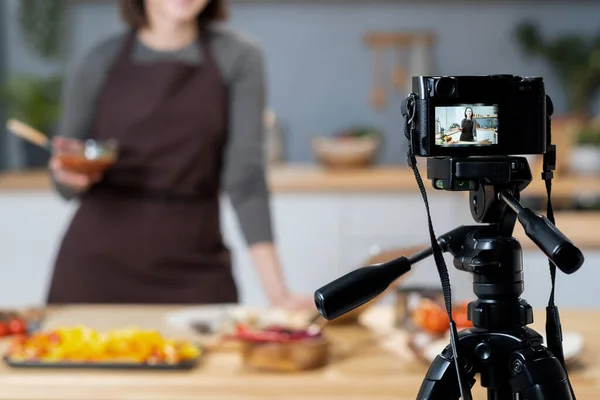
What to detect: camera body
<box><xmin>408</xmin><ymin>75</ymin><xmax>548</xmax><ymax>157</ymax></box>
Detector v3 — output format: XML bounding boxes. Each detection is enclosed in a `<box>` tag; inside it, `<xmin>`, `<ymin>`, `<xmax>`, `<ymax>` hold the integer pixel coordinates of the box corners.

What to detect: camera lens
<box><xmin>435</xmin><ymin>77</ymin><xmax>457</xmax><ymax>98</ymax></box>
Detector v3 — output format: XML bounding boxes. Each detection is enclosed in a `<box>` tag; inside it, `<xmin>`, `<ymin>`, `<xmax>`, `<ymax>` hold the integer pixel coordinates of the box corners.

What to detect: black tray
<box><xmin>3</xmin><ymin>355</ymin><xmax>201</xmax><ymax>370</ymax></box>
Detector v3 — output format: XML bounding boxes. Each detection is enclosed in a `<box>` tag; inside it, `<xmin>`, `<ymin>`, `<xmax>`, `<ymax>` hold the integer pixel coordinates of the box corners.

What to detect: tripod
<box><xmin>314</xmin><ymin>157</ymin><xmax>584</xmax><ymax>399</ymax></box>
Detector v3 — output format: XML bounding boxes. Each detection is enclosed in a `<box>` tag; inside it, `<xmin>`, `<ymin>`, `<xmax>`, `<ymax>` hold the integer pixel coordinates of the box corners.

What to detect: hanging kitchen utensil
<box><xmin>392</xmin><ymin>44</ymin><xmax>407</xmax><ymax>92</ymax></box>
<box><xmin>370</xmin><ymin>44</ymin><xmax>387</xmax><ymax>111</ymax></box>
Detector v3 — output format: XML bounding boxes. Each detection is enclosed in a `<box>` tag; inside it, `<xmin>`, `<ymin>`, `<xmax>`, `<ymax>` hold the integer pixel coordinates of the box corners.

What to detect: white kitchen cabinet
<box><xmin>520</xmin><ymin>252</ymin><xmax>599</xmax><ymax>310</ymax></box>
<box><xmin>0</xmin><ymin>190</ymin><xmax>597</xmax><ymax>311</ymax></box>
<box><xmin>222</xmin><ymin>190</ymin><xmax>600</xmax><ymax>310</ymax></box>
<box><xmin>338</xmin><ymin>191</ymin><xmax>471</xmax><ymax>237</ymax></box>
<box><xmin>0</xmin><ymin>192</ymin><xmax>77</xmax><ymax>307</ymax></box>
<box><xmin>334</xmin><ymin>191</ymin><xmax>476</xmax><ymax>303</ymax></box>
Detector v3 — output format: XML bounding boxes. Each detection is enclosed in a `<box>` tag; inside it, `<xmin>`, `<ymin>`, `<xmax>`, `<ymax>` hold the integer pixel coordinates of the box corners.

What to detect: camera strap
<box><xmin>542</xmin><ymin>145</ymin><xmax>563</xmax><ymax>363</ymax></box>
<box><xmin>543</xmin><ymin>121</ymin><xmax>575</xmax><ymax>397</ymax></box>
<box><xmin>401</xmin><ymin>95</ymin><xmax>472</xmax><ymax>400</ymax></box>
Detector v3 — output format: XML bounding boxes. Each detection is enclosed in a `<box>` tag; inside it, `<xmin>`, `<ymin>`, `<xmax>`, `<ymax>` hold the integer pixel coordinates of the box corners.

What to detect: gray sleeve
<box><xmin>221</xmin><ymin>42</ymin><xmax>274</xmax><ymax>246</ymax></box>
<box><xmin>51</xmin><ymin>37</ymin><xmax>122</xmax><ymax>200</ymax></box>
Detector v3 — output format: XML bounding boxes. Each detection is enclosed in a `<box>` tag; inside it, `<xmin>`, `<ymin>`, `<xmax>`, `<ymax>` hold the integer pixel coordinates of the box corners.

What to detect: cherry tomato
<box><xmin>8</xmin><ymin>319</ymin><xmax>27</xmax><ymax>335</ymax></box>
<box><xmin>0</xmin><ymin>322</ymin><xmax>9</xmax><ymax>337</ymax></box>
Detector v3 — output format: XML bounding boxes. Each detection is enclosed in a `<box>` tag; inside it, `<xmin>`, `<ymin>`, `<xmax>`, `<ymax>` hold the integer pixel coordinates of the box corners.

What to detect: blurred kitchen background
<box><xmin>0</xmin><ymin>0</ymin><xmax>599</xmax><ymax>309</ymax></box>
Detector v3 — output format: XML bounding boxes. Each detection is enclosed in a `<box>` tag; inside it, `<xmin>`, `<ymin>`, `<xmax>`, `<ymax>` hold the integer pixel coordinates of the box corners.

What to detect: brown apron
<box><xmin>47</xmin><ymin>30</ymin><xmax>238</xmax><ymax>305</ymax></box>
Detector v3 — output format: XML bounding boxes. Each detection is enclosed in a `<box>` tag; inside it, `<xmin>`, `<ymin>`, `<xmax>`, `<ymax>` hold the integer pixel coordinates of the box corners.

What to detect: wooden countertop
<box><xmin>2</xmin><ymin>164</ymin><xmax>600</xmax><ymax>197</ymax></box>
<box><xmin>0</xmin><ymin>305</ymin><xmax>598</xmax><ymax>400</ymax></box>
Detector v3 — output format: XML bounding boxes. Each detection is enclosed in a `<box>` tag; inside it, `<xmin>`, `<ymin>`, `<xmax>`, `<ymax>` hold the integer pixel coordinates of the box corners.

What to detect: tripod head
<box><xmin>314</xmin><ymin>156</ymin><xmax>584</xmax><ymax>323</ymax></box>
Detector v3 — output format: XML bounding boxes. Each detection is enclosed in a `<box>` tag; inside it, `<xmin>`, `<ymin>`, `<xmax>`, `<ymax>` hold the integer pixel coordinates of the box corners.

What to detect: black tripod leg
<box><xmin>416</xmin><ymin>345</ymin><xmax>476</xmax><ymax>400</ymax></box>
<box><xmin>509</xmin><ymin>345</ymin><xmax>574</xmax><ymax>400</ymax></box>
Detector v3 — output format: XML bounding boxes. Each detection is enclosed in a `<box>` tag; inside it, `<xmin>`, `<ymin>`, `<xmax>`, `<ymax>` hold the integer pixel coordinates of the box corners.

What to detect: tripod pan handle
<box><xmin>314</xmin><ymin>256</ymin><xmax>411</xmax><ymax>320</ymax></box>
<box><xmin>518</xmin><ymin>209</ymin><xmax>584</xmax><ymax>274</ymax></box>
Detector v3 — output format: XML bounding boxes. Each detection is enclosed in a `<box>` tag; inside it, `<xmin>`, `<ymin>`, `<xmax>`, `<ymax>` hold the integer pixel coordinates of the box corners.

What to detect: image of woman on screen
<box><xmin>458</xmin><ymin>107</ymin><xmax>477</xmax><ymax>142</ymax></box>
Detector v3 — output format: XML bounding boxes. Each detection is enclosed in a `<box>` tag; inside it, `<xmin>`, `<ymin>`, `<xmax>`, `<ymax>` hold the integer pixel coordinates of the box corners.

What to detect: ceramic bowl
<box><xmin>240</xmin><ymin>336</ymin><xmax>330</xmax><ymax>372</ymax></box>
<box><xmin>311</xmin><ymin>136</ymin><xmax>379</xmax><ymax>169</ymax></box>
<box><xmin>55</xmin><ymin>139</ymin><xmax>118</xmax><ymax>174</ymax></box>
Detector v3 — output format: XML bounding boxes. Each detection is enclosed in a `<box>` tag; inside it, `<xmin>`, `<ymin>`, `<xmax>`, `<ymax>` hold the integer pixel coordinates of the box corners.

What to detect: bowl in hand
<box><xmin>54</xmin><ymin>138</ymin><xmax>118</xmax><ymax>174</ymax></box>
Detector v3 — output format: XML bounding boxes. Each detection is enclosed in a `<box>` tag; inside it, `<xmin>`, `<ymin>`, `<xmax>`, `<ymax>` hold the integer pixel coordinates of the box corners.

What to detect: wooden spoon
<box><xmin>6</xmin><ymin>119</ymin><xmax>51</xmax><ymax>151</ymax></box>
<box><xmin>370</xmin><ymin>45</ymin><xmax>387</xmax><ymax>111</ymax></box>
<box><xmin>392</xmin><ymin>45</ymin><xmax>407</xmax><ymax>92</ymax></box>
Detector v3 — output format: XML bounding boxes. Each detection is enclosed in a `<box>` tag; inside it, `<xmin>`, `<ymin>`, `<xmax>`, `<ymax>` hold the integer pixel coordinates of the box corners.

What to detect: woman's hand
<box><xmin>49</xmin><ymin>137</ymin><xmax>103</xmax><ymax>193</ymax></box>
<box><xmin>274</xmin><ymin>293</ymin><xmax>316</xmax><ymax>311</ymax></box>
<box><xmin>248</xmin><ymin>243</ymin><xmax>318</xmax><ymax>312</ymax></box>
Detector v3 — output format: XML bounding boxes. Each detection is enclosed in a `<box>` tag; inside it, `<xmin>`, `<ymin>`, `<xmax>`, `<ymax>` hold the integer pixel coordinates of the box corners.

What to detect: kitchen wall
<box><xmin>0</xmin><ymin>1</ymin><xmax>7</xmax><ymax>170</ymax></box>
<box><xmin>0</xmin><ymin>1</ymin><xmax>599</xmax><ymax>309</ymax></box>
<box><xmin>2</xmin><ymin>0</ymin><xmax>600</xmax><ymax>168</ymax></box>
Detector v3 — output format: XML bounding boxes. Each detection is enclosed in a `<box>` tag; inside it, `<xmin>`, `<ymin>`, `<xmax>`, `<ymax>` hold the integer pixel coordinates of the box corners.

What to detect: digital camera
<box><xmin>408</xmin><ymin>75</ymin><xmax>548</xmax><ymax>157</ymax></box>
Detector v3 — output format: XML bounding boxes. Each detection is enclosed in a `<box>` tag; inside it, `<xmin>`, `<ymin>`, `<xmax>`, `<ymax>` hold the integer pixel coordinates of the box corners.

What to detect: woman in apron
<box><xmin>46</xmin><ymin>0</ymin><xmax>311</xmax><ymax>309</ymax></box>
<box><xmin>458</xmin><ymin>107</ymin><xmax>478</xmax><ymax>142</ymax></box>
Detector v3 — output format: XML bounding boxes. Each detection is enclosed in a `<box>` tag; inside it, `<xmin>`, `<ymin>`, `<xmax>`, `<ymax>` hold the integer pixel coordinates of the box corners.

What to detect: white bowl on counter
<box><xmin>311</xmin><ymin>136</ymin><xmax>380</xmax><ymax>169</ymax></box>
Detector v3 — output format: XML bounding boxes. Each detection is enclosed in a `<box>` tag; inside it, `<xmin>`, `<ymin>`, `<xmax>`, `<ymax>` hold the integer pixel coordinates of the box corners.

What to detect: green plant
<box><xmin>18</xmin><ymin>0</ymin><xmax>67</xmax><ymax>61</ymax></box>
<box><xmin>514</xmin><ymin>21</ymin><xmax>600</xmax><ymax>118</ymax></box>
<box><xmin>575</xmin><ymin>125</ymin><xmax>600</xmax><ymax>146</ymax></box>
<box><xmin>333</xmin><ymin>126</ymin><xmax>383</xmax><ymax>139</ymax></box>
<box><xmin>0</xmin><ymin>74</ymin><xmax>63</xmax><ymax>133</ymax></box>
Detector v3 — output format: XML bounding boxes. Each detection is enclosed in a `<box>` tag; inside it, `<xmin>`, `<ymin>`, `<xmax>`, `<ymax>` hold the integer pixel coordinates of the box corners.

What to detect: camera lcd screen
<box><xmin>434</xmin><ymin>104</ymin><xmax>498</xmax><ymax>147</ymax></box>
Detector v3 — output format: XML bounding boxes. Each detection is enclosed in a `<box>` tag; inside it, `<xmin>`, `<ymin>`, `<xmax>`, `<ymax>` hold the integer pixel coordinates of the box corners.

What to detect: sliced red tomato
<box><xmin>0</xmin><ymin>322</ymin><xmax>9</xmax><ymax>337</ymax></box>
<box><xmin>8</xmin><ymin>319</ymin><xmax>27</xmax><ymax>335</ymax></box>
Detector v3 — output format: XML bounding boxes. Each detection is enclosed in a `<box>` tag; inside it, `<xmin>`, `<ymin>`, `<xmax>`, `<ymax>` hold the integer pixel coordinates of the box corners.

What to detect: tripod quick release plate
<box><xmin>427</xmin><ymin>156</ymin><xmax>532</xmax><ymax>192</ymax></box>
